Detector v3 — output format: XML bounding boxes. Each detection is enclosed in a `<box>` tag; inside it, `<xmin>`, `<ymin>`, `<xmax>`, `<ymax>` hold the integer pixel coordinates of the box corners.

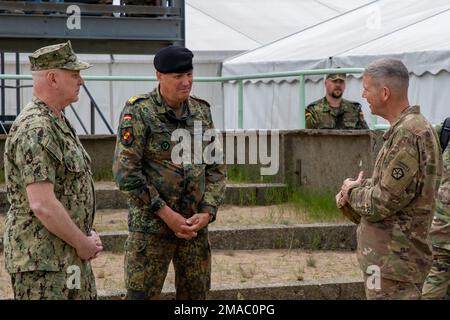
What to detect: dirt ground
<box><xmin>0</xmin><ymin>199</ymin><xmax>353</xmax><ymax>299</ymax></box>
<box><xmin>0</xmin><ymin>204</ymin><xmax>346</xmax><ymax>235</ymax></box>
<box><xmin>90</xmin><ymin>204</ymin><xmax>347</xmax><ymax>233</ymax></box>
<box><xmin>0</xmin><ymin>249</ymin><xmax>361</xmax><ymax>299</ymax></box>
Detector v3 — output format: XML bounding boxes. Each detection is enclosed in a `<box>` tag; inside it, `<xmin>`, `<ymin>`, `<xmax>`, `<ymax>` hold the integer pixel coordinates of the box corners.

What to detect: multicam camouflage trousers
<box><xmin>363</xmin><ymin>275</ymin><xmax>423</xmax><ymax>300</ymax></box>
<box><xmin>124</xmin><ymin>230</ymin><xmax>211</xmax><ymax>300</ymax></box>
<box><xmin>10</xmin><ymin>264</ymin><xmax>97</xmax><ymax>300</ymax></box>
<box><xmin>422</xmin><ymin>247</ymin><xmax>450</xmax><ymax>300</ymax></box>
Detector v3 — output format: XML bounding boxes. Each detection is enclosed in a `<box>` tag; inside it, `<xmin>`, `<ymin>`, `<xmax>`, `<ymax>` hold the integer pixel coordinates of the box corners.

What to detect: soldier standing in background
<box><xmin>306</xmin><ymin>72</ymin><xmax>368</xmax><ymax>129</ymax></box>
<box><xmin>422</xmin><ymin>118</ymin><xmax>450</xmax><ymax>299</ymax></box>
<box><xmin>3</xmin><ymin>41</ymin><xmax>102</xmax><ymax>300</ymax></box>
<box><xmin>112</xmin><ymin>45</ymin><xmax>226</xmax><ymax>300</ymax></box>
<box><xmin>336</xmin><ymin>59</ymin><xmax>442</xmax><ymax>299</ymax></box>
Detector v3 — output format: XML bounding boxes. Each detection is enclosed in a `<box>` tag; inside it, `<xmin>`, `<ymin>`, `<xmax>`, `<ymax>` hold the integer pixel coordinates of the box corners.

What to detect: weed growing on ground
<box><xmin>306</xmin><ymin>256</ymin><xmax>317</xmax><ymax>268</ymax></box>
<box><xmin>238</xmin><ymin>263</ymin><xmax>257</xmax><ymax>280</ymax></box>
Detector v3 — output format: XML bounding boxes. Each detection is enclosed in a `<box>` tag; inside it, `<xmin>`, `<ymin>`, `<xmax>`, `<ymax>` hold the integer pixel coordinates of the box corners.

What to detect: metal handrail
<box><xmin>0</xmin><ymin>67</ymin><xmax>369</xmax><ymax>131</ymax></box>
<box><xmin>69</xmin><ymin>104</ymin><xmax>89</xmax><ymax>135</ymax></box>
<box><xmin>0</xmin><ymin>68</ymin><xmax>364</xmax><ymax>81</ymax></box>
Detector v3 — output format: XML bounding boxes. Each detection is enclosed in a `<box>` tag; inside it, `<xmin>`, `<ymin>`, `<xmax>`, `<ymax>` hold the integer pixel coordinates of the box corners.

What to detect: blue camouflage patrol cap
<box><xmin>154</xmin><ymin>45</ymin><xmax>194</xmax><ymax>73</ymax></box>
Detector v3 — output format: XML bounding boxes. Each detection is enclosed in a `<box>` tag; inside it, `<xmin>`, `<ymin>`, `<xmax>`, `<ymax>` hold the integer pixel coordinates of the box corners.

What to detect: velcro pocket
<box><xmin>61</xmin><ymin>138</ymin><xmax>89</xmax><ymax>174</ymax></box>
<box><xmin>381</xmin><ymin>150</ymin><xmax>418</xmax><ymax>197</ymax></box>
<box><xmin>64</xmin><ymin>152</ymin><xmax>84</xmax><ymax>173</ymax></box>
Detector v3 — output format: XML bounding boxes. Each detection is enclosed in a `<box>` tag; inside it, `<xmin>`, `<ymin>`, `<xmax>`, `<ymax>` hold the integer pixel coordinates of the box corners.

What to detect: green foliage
<box><xmin>306</xmin><ymin>256</ymin><xmax>317</xmax><ymax>268</ymax></box>
<box><xmin>226</xmin><ymin>164</ymin><xmax>277</xmax><ymax>183</ymax></box>
<box><xmin>92</xmin><ymin>167</ymin><xmax>114</xmax><ymax>181</ymax></box>
<box><xmin>284</xmin><ymin>185</ymin><xmax>342</xmax><ymax>222</ymax></box>
<box><xmin>0</xmin><ymin>167</ymin><xmax>4</xmax><ymax>184</ymax></box>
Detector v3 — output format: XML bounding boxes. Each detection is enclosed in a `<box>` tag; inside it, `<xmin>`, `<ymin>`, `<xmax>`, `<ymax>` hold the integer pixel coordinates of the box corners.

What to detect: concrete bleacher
<box><xmin>0</xmin><ymin>0</ymin><xmax>185</xmax><ymax>54</ymax></box>
<box><xmin>0</xmin><ymin>129</ymin><xmax>375</xmax><ymax>299</ymax></box>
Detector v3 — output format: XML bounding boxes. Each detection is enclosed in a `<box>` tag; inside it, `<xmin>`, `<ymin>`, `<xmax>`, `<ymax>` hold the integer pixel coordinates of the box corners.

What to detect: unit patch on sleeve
<box><xmin>120</xmin><ymin>127</ymin><xmax>134</xmax><ymax>146</ymax></box>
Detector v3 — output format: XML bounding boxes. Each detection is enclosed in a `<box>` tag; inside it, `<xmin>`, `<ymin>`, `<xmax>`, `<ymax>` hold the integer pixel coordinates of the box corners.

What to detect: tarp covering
<box><xmin>222</xmin><ymin>0</ymin><xmax>450</xmax><ymax>129</ymax></box>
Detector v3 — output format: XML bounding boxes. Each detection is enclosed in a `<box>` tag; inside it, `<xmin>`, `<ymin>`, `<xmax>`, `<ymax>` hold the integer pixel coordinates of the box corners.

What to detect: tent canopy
<box><xmin>222</xmin><ymin>0</ymin><xmax>450</xmax><ymax>76</ymax></box>
<box><xmin>186</xmin><ymin>0</ymin><xmax>372</xmax><ymax>52</ymax></box>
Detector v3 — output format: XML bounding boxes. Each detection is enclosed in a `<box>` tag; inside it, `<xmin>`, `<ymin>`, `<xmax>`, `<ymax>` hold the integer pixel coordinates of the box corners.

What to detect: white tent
<box><xmin>222</xmin><ymin>0</ymin><xmax>450</xmax><ymax>129</ymax></box>
<box><xmin>1</xmin><ymin>0</ymin><xmax>371</xmax><ymax>132</ymax></box>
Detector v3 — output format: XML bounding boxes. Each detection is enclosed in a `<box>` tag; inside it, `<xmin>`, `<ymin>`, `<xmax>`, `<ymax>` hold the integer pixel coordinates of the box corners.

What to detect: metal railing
<box><xmin>1</xmin><ymin>67</ymin><xmax>376</xmax><ymax>133</ymax></box>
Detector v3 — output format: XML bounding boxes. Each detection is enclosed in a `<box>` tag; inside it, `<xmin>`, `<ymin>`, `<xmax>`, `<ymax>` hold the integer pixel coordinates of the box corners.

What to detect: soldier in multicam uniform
<box><xmin>306</xmin><ymin>73</ymin><xmax>368</xmax><ymax>129</ymax></box>
<box><xmin>422</xmin><ymin>124</ymin><xmax>450</xmax><ymax>299</ymax></box>
<box><xmin>112</xmin><ymin>45</ymin><xmax>226</xmax><ymax>300</ymax></box>
<box><xmin>336</xmin><ymin>59</ymin><xmax>442</xmax><ymax>299</ymax></box>
<box><xmin>3</xmin><ymin>41</ymin><xmax>103</xmax><ymax>300</ymax></box>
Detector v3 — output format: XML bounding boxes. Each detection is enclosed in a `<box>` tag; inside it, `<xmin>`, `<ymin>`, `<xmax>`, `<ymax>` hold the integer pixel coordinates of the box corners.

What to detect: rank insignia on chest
<box><xmin>120</xmin><ymin>128</ymin><xmax>134</xmax><ymax>146</ymax></box>
<box><xmin>391</xmin><ymin>167</ymin><xmax>404</xmax><ymax>180</ymax></box>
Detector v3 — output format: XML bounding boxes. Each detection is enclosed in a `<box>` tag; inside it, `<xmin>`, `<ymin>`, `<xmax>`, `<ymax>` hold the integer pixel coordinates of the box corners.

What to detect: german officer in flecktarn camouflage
<box><xmin>336</xmin><ymin>59</ymin><xmax>442</xmax><ymax>299</ymax></box>
<box><xmin>305</xmin><ymin>72</ymin><xmax>368</xmax><ymax>129</ymax></box>
<box><xmin>112</xmin><ymin>45</ymin><xmax>226</xmax><ymax>300</ymax></box>
<box><xmin>422</xmin><ymin>121</ymin><xmax>450</xmax><ymax>299</ymax></box>
<box><xmin>3</xmin><ymin>41</ymin><xmax>103</xmax><ymax>300</ymax></box>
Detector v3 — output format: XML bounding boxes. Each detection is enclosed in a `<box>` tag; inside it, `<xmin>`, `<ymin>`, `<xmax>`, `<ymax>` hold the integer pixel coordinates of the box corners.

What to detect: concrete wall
<box><xmin>78</xmin><ymin>135</ymin><xmax>117</xmax><ymax>177</ymax></box>
<box><xmin>0</xmin><ymin>130</ymin><xmax>385</xmax><ymax>189</ymax></box>
<box><xmin>282</xmin><ymin>129</ymin><xmax>385</xmax><ymax>191</ymax></box>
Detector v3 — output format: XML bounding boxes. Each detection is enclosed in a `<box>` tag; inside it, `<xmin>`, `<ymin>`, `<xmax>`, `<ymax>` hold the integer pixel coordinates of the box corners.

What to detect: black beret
<box><xmin>154</xmin><ymin>45</ymin><xmax>194</xmax><ymax>73</ymax></box>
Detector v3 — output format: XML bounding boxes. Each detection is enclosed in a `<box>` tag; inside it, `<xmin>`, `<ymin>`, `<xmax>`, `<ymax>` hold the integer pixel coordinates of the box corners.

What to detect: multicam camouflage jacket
<box><xmin>112</xmin><ymin>87</ymin><xmax>226</xmax><ymax>234</ymax></box>
<box><xmin>305</xmin><ymin>97</ymin><xmax>369</xmax><ymax>129</ymax></box>
<box><xmin>347</xmin><ymin>106</ymin><xmax>442</xmax><ymax>283</ymax></box>
<box><xmin>429</xmin><ymin>135</ymin><xmax>450</xmax><ymax>251</ymax></box>
<box><xmin>3</xmin><ymin>96</ymin><xmax>95</xmax><ymax>273</ymax></box>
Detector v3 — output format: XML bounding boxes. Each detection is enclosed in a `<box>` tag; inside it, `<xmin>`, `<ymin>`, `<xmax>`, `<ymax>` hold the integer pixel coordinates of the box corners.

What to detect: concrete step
<box><xmin>0</xmin><ymin>246</ymin><xmax>363</xmax><ymax>300</ymax></box>
<box><xmin>0</xmin><ymin>278</ymin><xmax>365</xmax><ymax>300</ymax></box>
<box><xmin>89</xmin><ymin>205</ymin><xmax>348</xmax><ymax>234</ymax></box>
<box><xmin>0</xmin><ymin>182</ymin><xmax>288</xmax><ymax>213</ymax></box>
<box><xmin>87</xmin><ymin>223</ymin><xmax>356</xmax><ymax>253</ymax></box>
<box><xmin>0</xmin><ymin>223</ymin><xmax>356</xmax><ymax>253</ymax></box>
<box><xmin>98</xmin><ymin>278</ymin><xmax>365</xmax><ymax>300</ymax></box>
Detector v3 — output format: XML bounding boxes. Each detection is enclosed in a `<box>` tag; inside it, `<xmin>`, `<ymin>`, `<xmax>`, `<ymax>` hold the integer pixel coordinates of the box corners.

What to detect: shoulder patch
<box><xmin>120</xmin><ymin>113</ymin><xmax>133</xmax><ymax>127</ymax></box>
<box><xmin>381</xmin><ymin>150</ymin><xmax>418</xmax><ymax>196</ymax></box>
<box><xmin>120</xmin><ymin>127</ymin><xmax>134</xmax><ymax>146</ymax></box>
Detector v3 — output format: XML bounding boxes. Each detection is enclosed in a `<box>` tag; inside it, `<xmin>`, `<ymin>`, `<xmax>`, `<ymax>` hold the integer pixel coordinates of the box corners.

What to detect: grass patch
<box><xmin>0</xmin><ymin>214</ymin><xmax>4</xmax><ymax>234</ymax></box>
<box><xmin>92</xmin><ymin>167</ymin><xmax>114</xmax><ymax>181</ymax></box>
<box><xmin>306</xmin><ymin>256</ymin><xmax>317</xmax><ymax>268</ymax></box>
<box><xmin>226</xmin><ymin>167</ymin><xmax>342</xmax><ymax>222</ymax></box>
<box><xmin>255</xmin><ymin>184</ymin><xmax>342</xmax><ymax>222</ymax></box>
<box><xmin>226</xmin><ymin>164</ymin><xmax>277</xmax><ymax>183</ymax></box>
<box><xmin>0</xmin><ymin>168</ymin><xmax>4</xmax><ymax>184</ymax></box>
<box><xmin>284</xmin><ymin>185</ymin><xmax>342</xmax><ymax>222</ymax></box>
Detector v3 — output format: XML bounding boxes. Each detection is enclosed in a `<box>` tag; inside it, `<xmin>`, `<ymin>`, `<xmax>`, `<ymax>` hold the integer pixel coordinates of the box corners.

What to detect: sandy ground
<box><xmin>0</xmin><ymin>201</ymin><xmax>352</xmax><ymax>299</ymax></box>
<box><xmin>90</xmin><ymin>204</ymin><xmax>346</xmax><ymax>233</ymax></box>
<box><xmin>0</xmin><ymin>205</ymin><xmax>346</xmax><ymax>235</ymax></box>
<box><xmin>0</xmin><ymin>249</ymin><xmax>361</xmax><ymax>299</ymax></box>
